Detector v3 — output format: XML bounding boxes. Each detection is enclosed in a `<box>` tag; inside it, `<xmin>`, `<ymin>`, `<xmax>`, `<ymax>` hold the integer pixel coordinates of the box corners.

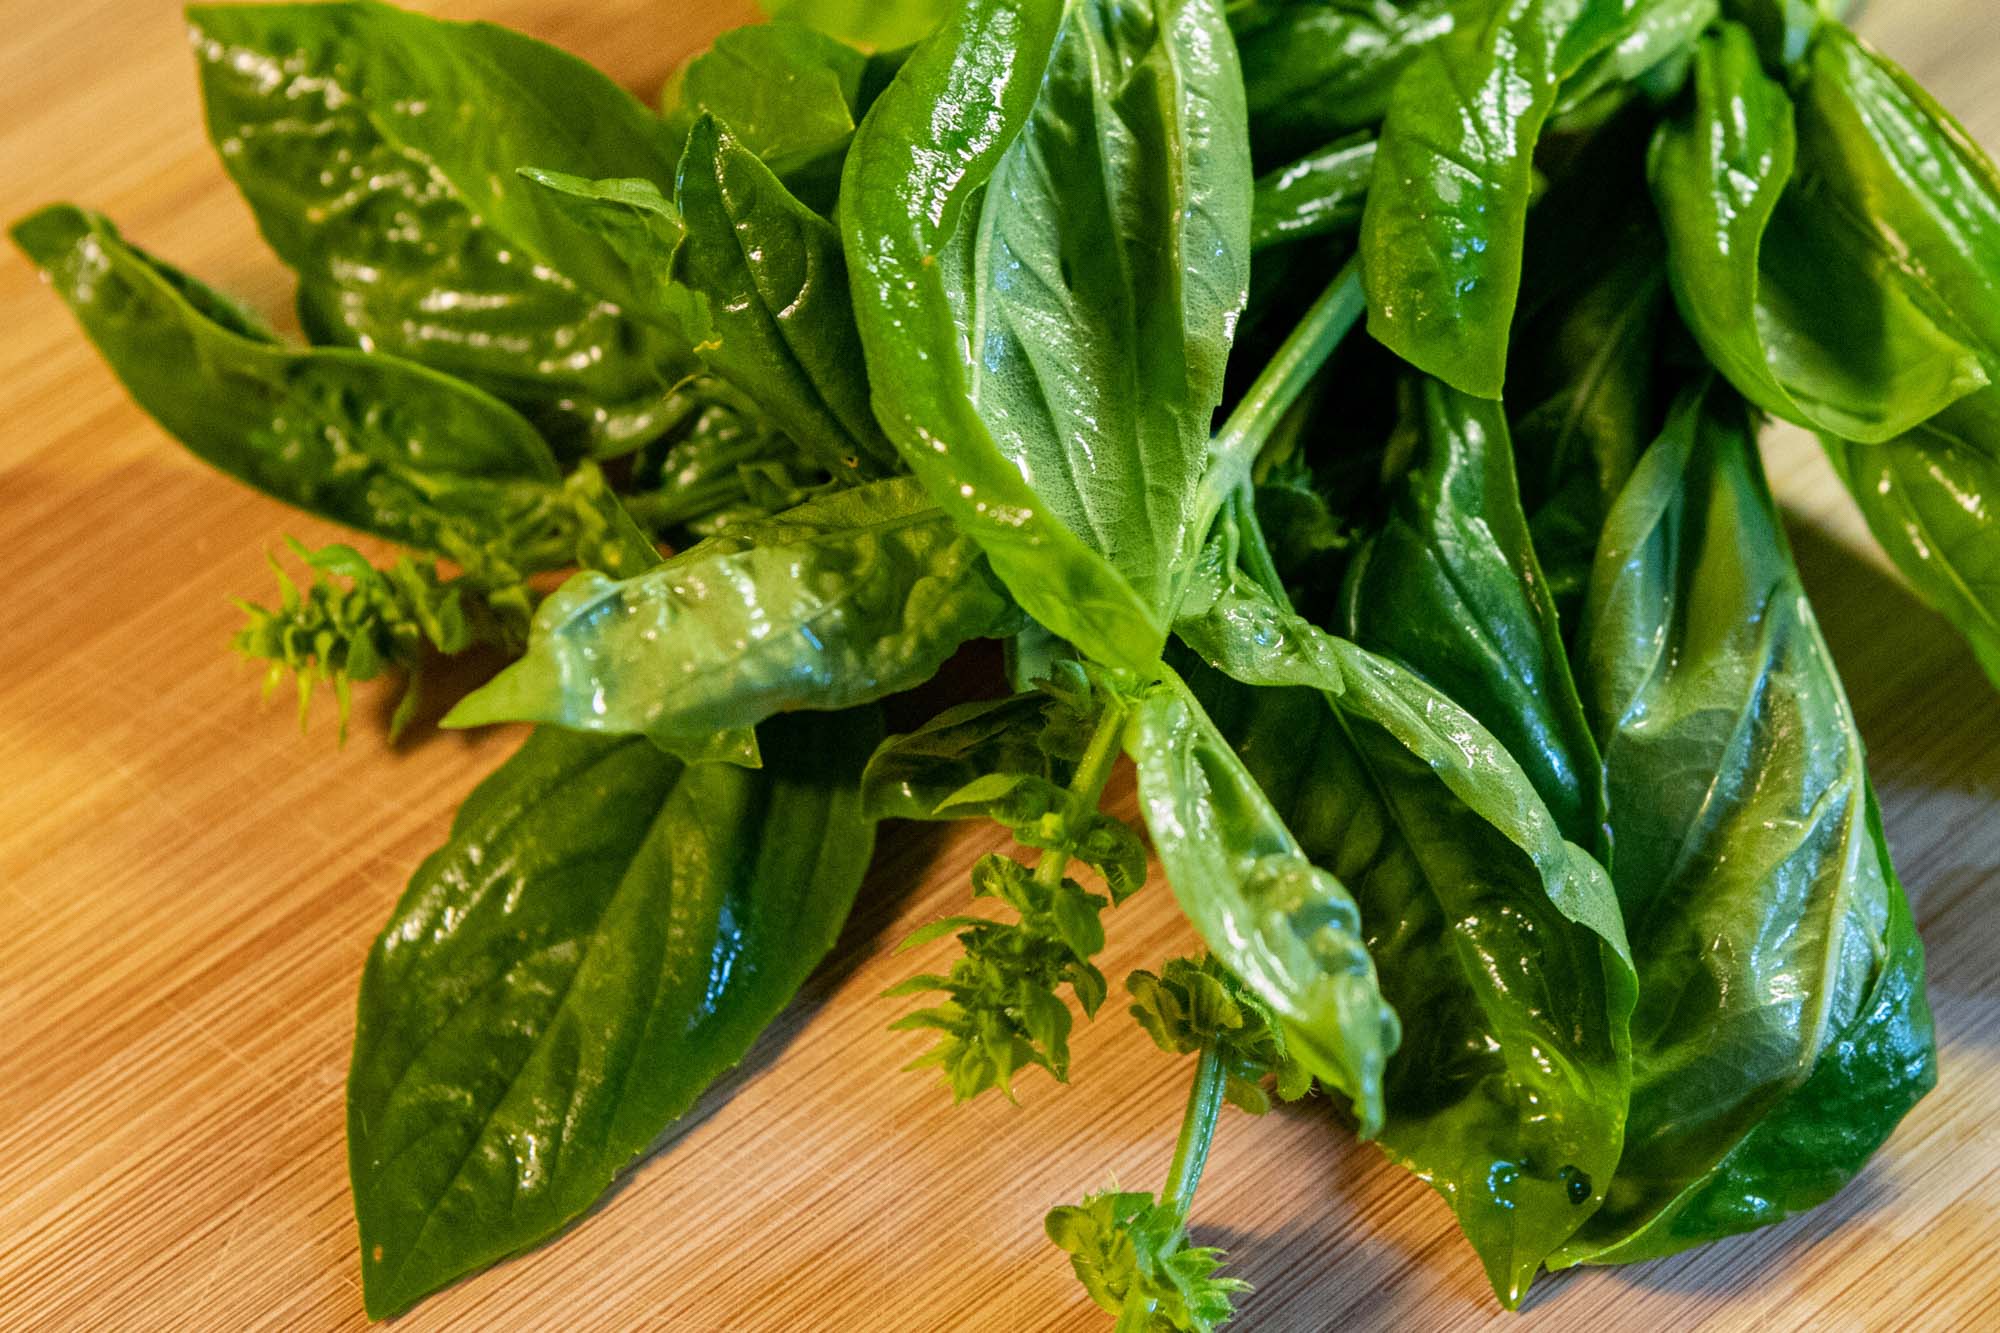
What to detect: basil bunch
<box><xmin>20</xmin><ymin>0</ymin><xmax>1976</xmax><ymax>1322</ymax></box>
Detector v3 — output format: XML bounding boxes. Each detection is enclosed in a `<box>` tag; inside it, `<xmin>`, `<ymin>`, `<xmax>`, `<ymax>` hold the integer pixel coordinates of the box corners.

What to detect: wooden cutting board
<box><xmin>3</xmin><ymin>2</ymin><xmax>1996</xmax><ymax>1328</ymax></box>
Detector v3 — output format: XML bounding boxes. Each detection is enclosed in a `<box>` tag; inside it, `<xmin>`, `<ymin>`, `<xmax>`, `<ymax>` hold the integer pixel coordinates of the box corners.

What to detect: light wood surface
<box><xmin>4</xmin><ymin>2</ymin><xmax>1998</xmax><ymax>1329</ymax></box>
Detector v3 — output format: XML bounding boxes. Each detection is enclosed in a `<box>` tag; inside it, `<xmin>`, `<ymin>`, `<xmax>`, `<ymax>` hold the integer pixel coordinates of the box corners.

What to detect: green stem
<box><xmin>1035</xmin><ymin>694</ymin><xmax>1129</xmax><ymax>891</ymax></box>
<box><xmin>1195</xmin><ymin>255</ymin><xmax>1366</xmax><ymax>537</ymax></box>
<box><xmin>1160</xmin><ymin>1041</ymin><xmax>1229</xmax><ymax>1226</ymax></box>
<box><xmin>1231</xmin><ymin>485</ymin><xmax>1290</xmax><ymax>610</ymax></box>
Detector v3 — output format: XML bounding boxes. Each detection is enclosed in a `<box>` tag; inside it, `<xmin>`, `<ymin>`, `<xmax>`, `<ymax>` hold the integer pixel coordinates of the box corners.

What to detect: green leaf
<box><xmin>1174</xmin><ymin>568</ymin><xmax>1636</xmax><ymax>1308</ymax></box>
<box><xmin>1824</xmin><ymin>390</ymin><xmax>2000</xmax><ymax>688</ymax></box>
<box><xmin>760</xmin><ymin>0</ymin><xmax>951</xmax><ymax>50</ymax></box>
<box><xmin>664</xmin><ymin>20</ymin><xmax>890</xmax><ymax>214</ymax></box>
<box><xmin>1250</xmin><ymin>133</ymin><xmax>1376</xmax><ymax>253</ymax></box>
<box><xmin>1341</xmin><ymin>378</ymin><xmax>1604</xmax><ymax>850</ymax></box>
<box><xmin>841</xmin><ymin>0</ymin><xmax>1252</xmax><ymax>674</ymax></box>
<box><xmin>188</xmin><ymin>1</ymin><xmax>692</xmax><ymax>457</ymax></box>
<box><xmin>11</xmin><ymin>204</ymin><xmax>574</xmax><ymax>561</ymax></box>
<box><xmin>1126</xmin><ymin>677</ymin><xmax>1398</xmax><ymax>1138</ymax></box>
<box><xmin>1552</xmin><ymin>384</ymin><xmax>1936</xmax><ymax>1265</ymax></box>
<box><xmin>1230</xmin><ymin>0</ymin><xmax>1463</xmax><ymax>171</ymax></box>
<box><xmin>673</xmin><ymin>114</ymin><xmax>898</xmax><ymax>480</ymax></box>
<box><xmin>1648</xmin><ymin>22</ymin><xmax>1986</xmax><ymax>443</ymax></box>
<box><xmin>1360</xmin><ymin>0</ymin><xmax>1641</xmax><ymax>397</ymax></box>
<box><xmin>348</xmin><ymin>709</ymin><xmax>880</xmax><ymax>1318</ymax></box>
<box><xmin>445</xmin><ymin>477</ymin><xmax>1021</xmax><ymax>746</ymax></box>
<box><xmin>511</xmin><ymin>171</ymin><xmax>696</xmax><ymax>331</ymax></box>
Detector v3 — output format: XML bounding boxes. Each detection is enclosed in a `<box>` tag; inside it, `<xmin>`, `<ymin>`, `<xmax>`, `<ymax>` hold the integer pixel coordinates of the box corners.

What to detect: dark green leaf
<box><xmin>1552</xmin><ymin>384</ymin><xmax>1936</xmax><ymax>1265</ymax></box>
<box><xmin>189</xmin><ymin>1</ymin><xmax>692</xmax><ymax>457</ymax></box>
<box><xmin>349</xmin><ymin>709</ymin><xmax>880</xmax><ymax>1317</ymax></box>
<box><xmin>862</xmin><ymin>694</ymin><xmax>1061</xmax><ymax>822</ymax></box>
<box><xmin>1342</xmin><ymin>378</ymin><xmax>1605</xmax><ymax>849</ymax></box>
<box><xmin>841</xmin><ymin>0</ymin><xmax>1252</xmax><ymax>674</ymax></box>
<box><xmin>1175</xmin><ymin>567</ymin><xmax>1635</xmax><ymax>1307</ymax></box>
<box><xmin>1649</xmin><ymin>22</ymin><xmax>1986</xmax><ymax>442</ymax></box>
<box><xmin>445</xmin><ymin>478</ymin><xmax>1022</xmax><ymax>746</ymax></box>
<box><xmin>11</xmin><ymin>204</ymin><xmax>570</xmax><ymax>561</ymax></box>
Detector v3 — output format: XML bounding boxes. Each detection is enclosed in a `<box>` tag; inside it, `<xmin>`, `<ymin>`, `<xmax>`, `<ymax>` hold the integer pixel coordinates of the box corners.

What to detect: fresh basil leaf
<box><xmin>189</xmin><ymin>1</ymin><xmax>692</xmax><ymax>458</ymax></box>
<box><xmin>1125</xmin><ymin>677</ymin><xmax>1399</xmax><ymax>1137</ymax></box>
<box><xmin>11</xmin><ymin>204</ymin><xmax>575</xmax><ymax>561</ymax></box>
<box><xmin>1826</xmin><ymin>389</ymin><xmax>2000</xmax><ymax>688</ymax></box>
<box><xmin>1794</xmin><ymin>26</ymin><xmax>2000</xmax><ymax>375</ymax></box>
<box><xmin>1557</xmin><ymin>0</ymin><xmax>1717</xmax><ymax>112</ymax></box>
<box><xmin>1649</xmin><ymin>22</ymin><xmax>1986</xmax><ymax>443</ymax></box>
<box><xmin>1176</xmin><ymin>568</ymin><xmax>1636</xmax><ymax>1307</ymax></box>
<box><xmin>349</xmin><ymin>709</ymin><xmax>879</xmax><ymax>1318</ymax></box>
<box><xmin>760</xmin><ymin>0</ymin><xmax>951</xmax><ymax>50</ymax></box>
<box><xmin>1252</xmin><ymin>133</ymin><xmax>1376</xmax><ymax>253</ymax></box>
<box><xmin>841</xmin><ymin>0</ymin><xmax>1252</xmax><ymax>675</ymax></box>
<box><xmin>1341</xmin><ymin>378</ymin><xmax>1604</xmax><ymax>850</ymax></box>
<box><xmin>1231</xmin><ymin>0</ymin><xmax>1464</xmax><ymax>171</ymax></box>
<box><xmin>445</xmin><ymin>478</ymin><xmax>1022</xmax><ymax>746</ymax></box>
<box><xmin>664</xmin><ymin>21</ymin><xmax>875</xmax><ymax>214</ymax></box>
<box><xmin>1552</xmin><ymin>384</ymin><xmax>1936</xmax><ymax>1265</ymax></box>
<box><xmin>1360</xmin><ymin>0</ymin><xmax>1639</xmax><ymax>397</ymax></box>
<box><xmin>674</xmin><ymin>114</ymin><xmax>898</xmax><ymax>481</ymax></box>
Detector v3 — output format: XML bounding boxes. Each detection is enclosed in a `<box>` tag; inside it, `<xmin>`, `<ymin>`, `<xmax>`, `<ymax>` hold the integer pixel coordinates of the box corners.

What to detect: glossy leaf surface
<box><xmin>841</xmin><ymin>0</ymin><xmax>1252</xmax><ymax>673</ymax></box>
<box><xmin>1176</xmin><ymin>567</ymin><xmax>1635</xmax><ymax>1306</ymax></box>
<box><xmin>1341</xmin><ymin>379</ymin><xmax>1604</xmax><ymax>849</ymax></box>
<box><xmin>1360</xmin><ymin>0</ymin><xmax>1638</xmax><ymax>397</ymax></box>
<box><xmin>190</xmin><ymin>2</ymin><xmax>691</xmax><ymax>456</ymax></box>
<box><xmin>350</xmin><ymin>711</ymin><xmax>879</xmax><ymax>1316</ymax></box>
<box><xmin>12</xmin><ymin>205</ymin><xmax>569</xmax><ymax>561</ymax></box>
<box><xmin>1251</xmin><ymin>134</ymin><xmax>1376</xmax><ymax>252</ymax></box>
<box><xmin>1554</xmin><ymin>385</ymin><xmax>1935</xmax><ymax>1263</ymax></box>
<box><xmin>446</xmin><ymin>478</ymin><xmax>1022</xmax><ymax>747</ymax></box>
<box><xmin>1649</xmin><ymin>22</ymin><xmax>1985</xmax><ymax>442</ymax></box>
<box><xmin>1127</xmin><ymin>678</ymin><xmax>1399</xmax><ymax>1136</ymax></box>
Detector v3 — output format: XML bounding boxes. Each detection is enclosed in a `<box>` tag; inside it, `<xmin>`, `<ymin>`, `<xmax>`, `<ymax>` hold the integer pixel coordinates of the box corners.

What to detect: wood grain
<box><xmin>3</xmin><ymin>3</ymin><xmax>1997</xmax><ymax>1329</ymax></box>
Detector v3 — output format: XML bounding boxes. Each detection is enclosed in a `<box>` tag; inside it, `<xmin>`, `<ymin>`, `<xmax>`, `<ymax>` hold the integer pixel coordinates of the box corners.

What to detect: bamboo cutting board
<box><xmin>3</xmin><ymin>2</ymin><xmax>1998</xmax><ymax>1329</ymax></box>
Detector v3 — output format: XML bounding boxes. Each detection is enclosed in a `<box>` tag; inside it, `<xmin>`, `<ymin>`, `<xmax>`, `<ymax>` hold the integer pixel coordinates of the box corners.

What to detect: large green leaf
<box><xmin>1552</xmin><ymin>385</ymin><xmax>1936</xmax><ymax>1265</ymax></box>
<box><xmin>445</xmin><ymin>478</ymin><xmax>1022</xmax><ymax>747</ymax></box>
<box><xmin>1341</xmin><ymin>379</ymin><xmax>1604</xmax><ymax>850</ymax></box>
<box><xmin>349</xmin><ymin>710</ymin><xmax>879</xmax><ymax>1317</ymax></box>
<box><xmin>1175</xmin><ymin>565</ymin><xmax>1635</xmax><ymax>1307</ymax></box>
<box><xmin>11</xmin><ymin>204</ymin><xmax>576</xmax><ymax>563</ymax></box>
<box><xmin>188</xmin><ymin>1</ymin><xmax>692</xmax><ymax>457</ymax></box>
<box><xmin>1649</xmin><ymin>22</ymin><xmax>1986</xmax><ymax>443</ymax></box>
<box><xmin>1126</xmin><ymin>678</ymin><xmax>1399</xmax><ymax>1137</ymax></box>
<box><xmin>841</xmin><ymin>0</ymin><xmax>1252</xmax><ymax>674</ymax></box>
<box><xmin>1360</xmin><ymin>0</ymin><xmax>1640</xmax><ymax>397</ymax></box>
